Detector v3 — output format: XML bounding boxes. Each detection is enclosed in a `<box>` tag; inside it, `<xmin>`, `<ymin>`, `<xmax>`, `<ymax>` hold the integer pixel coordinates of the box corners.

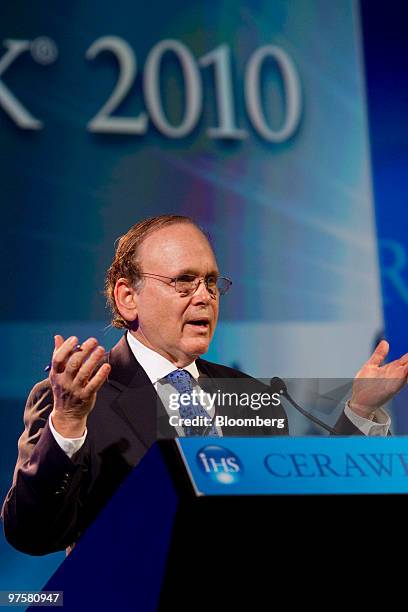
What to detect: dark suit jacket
<box><xmin>2</xmin><ymin>334</ymin><xmax>290</xmax><ymax>555</ymax></box>
<box><xmin>3</xmin><ymin>333</ymin><xmax>365</xmax><ymax>555</ymax></box>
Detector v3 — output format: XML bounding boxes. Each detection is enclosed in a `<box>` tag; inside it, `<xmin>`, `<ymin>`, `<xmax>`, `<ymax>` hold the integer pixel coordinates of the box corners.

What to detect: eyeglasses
<box><xmin>138</xmin><ymin>273</ymin><xmax>232</xmax><ymax>297</ymax></box>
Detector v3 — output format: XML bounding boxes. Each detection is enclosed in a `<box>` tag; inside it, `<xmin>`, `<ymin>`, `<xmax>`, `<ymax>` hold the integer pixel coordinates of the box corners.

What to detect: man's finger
<box><xmin>65</xmin><ymin>337</ymin><xmax>98</xmax><ymax>377</ymax></box>
<box><xmin>54</xmin><ymin>335</ymin><xmax>64</xmax><ymax>351</ymax></box>
<box><xmin>397</xmin><ymin>352</ymin><xmax>408</xmax><ymax>366</ymax></box>
<box><xmin>75</xmin><ymin>346</ymin><xmax>106</xmax><ymax>386</ymax></box>
<box><xmin>367</xmin><ymin>339</ymin><xmax>389</xmax><ymax>366</ymax></box>
<box><xmin>52</xmin><ymin>336</ymin><xmax>79</xmax><ymax>373</ymax></box>
<box><xmin>84</xmin><ymin>363</ymin><xmax>111</xmax><ymax>395</ymax></box>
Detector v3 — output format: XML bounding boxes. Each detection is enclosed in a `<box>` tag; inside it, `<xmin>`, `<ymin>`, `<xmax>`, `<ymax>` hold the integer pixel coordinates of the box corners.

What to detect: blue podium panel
<box><xmin>41</xmin><ymin>444</ymin><xmax>179</xmax><ymax>612</ymax></box>
<box><xmin>177</xmin><ymin>437</ymin><xmax>408</xmax><ymax>495</ymax></box>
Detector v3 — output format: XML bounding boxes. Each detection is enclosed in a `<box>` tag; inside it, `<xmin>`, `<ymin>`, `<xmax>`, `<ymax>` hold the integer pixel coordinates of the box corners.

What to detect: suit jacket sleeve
<box><xmin>333</xmin><ymin>409</ymin><xmax>364</xmax><ymax>435</ymax></box>
<box><xmin>2</xmin><ymin>380</ymin><xmax>92</xmax><ymax>555</ymax></box>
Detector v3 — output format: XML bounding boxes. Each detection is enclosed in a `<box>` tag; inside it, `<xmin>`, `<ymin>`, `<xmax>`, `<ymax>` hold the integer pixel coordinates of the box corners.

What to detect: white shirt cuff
<box><xmin>344</xmin><ymin>401</ymin><xmax>391</xmax><ymax>436</ymax></box>
<box><xmin>48</xmin><ymin>414</ymin><xmax>87</xmax><ymax>459</ymax></box>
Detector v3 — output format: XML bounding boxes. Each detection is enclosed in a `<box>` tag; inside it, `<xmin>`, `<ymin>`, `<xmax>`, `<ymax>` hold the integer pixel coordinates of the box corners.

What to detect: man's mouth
<box><xmin>185</xmin><ymin>318</ymin><xmax>211</xmax><ymax>331</ymax></box>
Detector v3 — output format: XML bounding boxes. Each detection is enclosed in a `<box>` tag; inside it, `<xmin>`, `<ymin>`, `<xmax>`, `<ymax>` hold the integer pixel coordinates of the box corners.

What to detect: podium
<box><xmin>40</xmin><ymin>437</ymin><xmax>408</xmax><ymax>610</ymax></box>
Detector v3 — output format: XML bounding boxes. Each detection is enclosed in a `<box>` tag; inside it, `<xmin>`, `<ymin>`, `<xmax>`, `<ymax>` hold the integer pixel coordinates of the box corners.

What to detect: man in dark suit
<box><xmin>2</xmin><ymin>214</ymin><xmax>407</xmax><ymax>555</ymax></box>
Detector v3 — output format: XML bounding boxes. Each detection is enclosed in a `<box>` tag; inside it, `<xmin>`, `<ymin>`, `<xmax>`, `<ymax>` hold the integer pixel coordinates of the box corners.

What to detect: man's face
<box><xmin>131</xmin><ymin>223</ymin><xmax>220</xmax><ymax>367</ymax></box>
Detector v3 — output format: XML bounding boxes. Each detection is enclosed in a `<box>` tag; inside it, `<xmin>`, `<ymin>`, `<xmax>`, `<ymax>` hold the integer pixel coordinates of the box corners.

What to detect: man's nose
<box><xmin>192</xmin><ymin>278</ymin><xmax>212</xmax><ymax>302</ymax></box>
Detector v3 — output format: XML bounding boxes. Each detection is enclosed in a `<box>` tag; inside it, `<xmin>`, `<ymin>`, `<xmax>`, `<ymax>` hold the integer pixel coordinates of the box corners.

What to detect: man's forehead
<box><xmin>138</xmin><ymin>223</ymin><xmax>217</xmax><ymax>260</ymax></box>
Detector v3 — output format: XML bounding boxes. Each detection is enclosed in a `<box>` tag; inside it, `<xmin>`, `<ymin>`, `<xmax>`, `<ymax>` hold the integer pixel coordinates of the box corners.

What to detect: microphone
<box><xmin>270</xmin><ymin>377</ymin><xmax>339</xmax><ymax>435</ymax></box>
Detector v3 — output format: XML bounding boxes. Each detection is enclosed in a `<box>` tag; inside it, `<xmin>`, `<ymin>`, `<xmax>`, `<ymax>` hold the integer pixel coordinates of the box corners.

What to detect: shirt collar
<box><xmin>126</xmin><ymin>331</ymin><xmax>200</xmax><ymax>385</ymax></box>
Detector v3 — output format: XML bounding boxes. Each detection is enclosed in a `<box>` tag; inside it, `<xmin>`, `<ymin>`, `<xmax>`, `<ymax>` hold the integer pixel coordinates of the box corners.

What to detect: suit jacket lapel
<box><xmin>106</xmin><ymin>334</ymin><xmax>172</xmax><ymax>448</ymax></box>
<box><xmin>196</xmin><ymin>359</ymin><xmax>248</xmax><ymax>435</ymax></box>
<box><xmin>196</xmin><ymin>358</ymin><xmax>231</xmax><ymax>418</ymax></box>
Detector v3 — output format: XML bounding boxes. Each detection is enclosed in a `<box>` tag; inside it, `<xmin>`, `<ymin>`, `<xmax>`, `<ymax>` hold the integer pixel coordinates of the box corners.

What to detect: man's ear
<box><xmin>114</xmin><ymin>278</ymin><xmax>139</xmax><ymax>324</ymax></box>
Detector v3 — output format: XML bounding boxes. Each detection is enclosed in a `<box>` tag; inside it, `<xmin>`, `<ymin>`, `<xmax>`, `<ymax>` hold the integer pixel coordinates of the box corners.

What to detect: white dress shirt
<box><xmin>344</xmin><ymin>402</ymin><xmax>390</xmax><ymax>436</ymax></box>
<box><xmin>126</xmin><ymin>332</ymin><xmax>222</xmax><ymax>437</ymax></box>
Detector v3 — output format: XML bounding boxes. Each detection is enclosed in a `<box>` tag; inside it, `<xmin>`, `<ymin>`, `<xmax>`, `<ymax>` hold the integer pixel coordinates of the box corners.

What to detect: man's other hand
<box><xmin>350</xmin><ymin>340</ymin><xmax>408</xmax><ymax>419</ymax></box>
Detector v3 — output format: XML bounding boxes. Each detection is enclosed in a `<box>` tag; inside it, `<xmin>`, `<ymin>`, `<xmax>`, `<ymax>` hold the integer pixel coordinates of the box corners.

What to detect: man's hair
<box><xmin>105</xmin><ymin>214</ymin><xmax>207</xmax><ymax>329</ymax></box>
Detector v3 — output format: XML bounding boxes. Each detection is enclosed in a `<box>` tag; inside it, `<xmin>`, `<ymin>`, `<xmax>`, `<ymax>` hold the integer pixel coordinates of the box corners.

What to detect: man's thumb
<box><xmin>367</xmin><ymin>339</ymin><xmax>389</xmax><ymax>366</ymax></box>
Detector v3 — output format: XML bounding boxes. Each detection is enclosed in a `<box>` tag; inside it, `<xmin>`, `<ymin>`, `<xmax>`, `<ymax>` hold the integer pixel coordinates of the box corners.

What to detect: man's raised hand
<box><xmin>49</xmin><ymin>335</ymin><xmax>111</xmax><ymax>438</ymax></box>
<box><xmin>350</xmin><ymin>340</ymin><xmax>408</xmax><ymax>419</ymax></box>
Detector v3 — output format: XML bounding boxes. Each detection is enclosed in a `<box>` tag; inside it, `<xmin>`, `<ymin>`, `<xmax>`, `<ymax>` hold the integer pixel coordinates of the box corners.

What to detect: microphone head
<box><xmin>270</xmin><ymin>377</ymin><xmax>287</xmax><ymax>395</ymax></box>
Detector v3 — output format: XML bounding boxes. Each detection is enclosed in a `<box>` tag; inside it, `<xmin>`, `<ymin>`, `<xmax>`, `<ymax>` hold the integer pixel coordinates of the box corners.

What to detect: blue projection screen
<box><xmin>0</xmin><ymin>0</ymin><xmax>383</xmax><ymax>593</ymax></box>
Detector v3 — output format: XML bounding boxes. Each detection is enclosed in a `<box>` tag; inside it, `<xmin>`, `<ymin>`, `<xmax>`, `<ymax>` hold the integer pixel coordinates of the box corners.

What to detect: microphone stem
<box><xmin>282</xmin><ymin>391</ymin><xmax>339</xmax><ymax>435</ymax></box>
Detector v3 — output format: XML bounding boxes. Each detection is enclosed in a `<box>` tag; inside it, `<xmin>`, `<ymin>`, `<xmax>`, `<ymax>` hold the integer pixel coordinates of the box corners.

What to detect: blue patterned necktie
<box><xmin>165</xmin><ymin>369</ymin><xmax>219</xmax><ymax>436</ymax></box>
